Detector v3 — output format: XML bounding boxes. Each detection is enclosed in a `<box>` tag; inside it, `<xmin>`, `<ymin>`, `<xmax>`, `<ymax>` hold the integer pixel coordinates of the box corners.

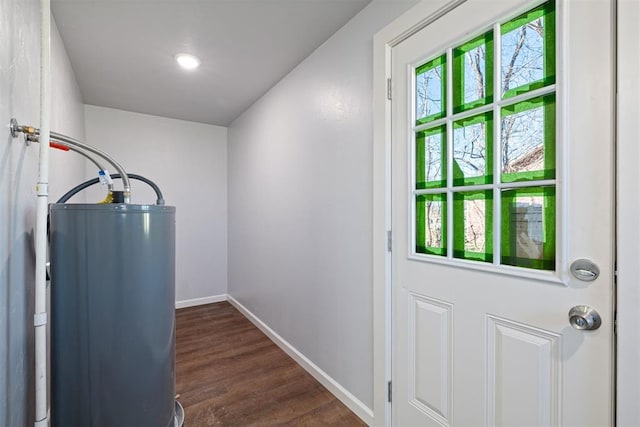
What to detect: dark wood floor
<box><xmin>175</xmin><ymin>302</ymin><xmax>366</xmax><ymax>426</ymax></box>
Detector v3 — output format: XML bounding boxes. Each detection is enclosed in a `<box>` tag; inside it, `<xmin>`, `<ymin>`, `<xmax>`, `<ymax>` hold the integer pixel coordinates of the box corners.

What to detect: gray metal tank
<box><xmin>49</xmin><ymin>203</ymin><xmax>176</xmax><ymax>427</ymax></box>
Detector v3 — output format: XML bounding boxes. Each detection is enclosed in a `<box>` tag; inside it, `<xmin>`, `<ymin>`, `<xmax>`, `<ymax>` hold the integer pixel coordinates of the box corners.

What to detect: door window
<box><xmin>413</xmin><ymin>0</ymin><xmax>556</xmax><ymax>272</ymax></box>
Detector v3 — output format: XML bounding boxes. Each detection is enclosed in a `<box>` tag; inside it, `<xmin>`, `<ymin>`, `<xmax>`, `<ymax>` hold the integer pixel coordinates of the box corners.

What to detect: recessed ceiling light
<box><xmin>175</xmin><ymin>53</ymin><xmax>201</xmax><ymax>70</ymax></box>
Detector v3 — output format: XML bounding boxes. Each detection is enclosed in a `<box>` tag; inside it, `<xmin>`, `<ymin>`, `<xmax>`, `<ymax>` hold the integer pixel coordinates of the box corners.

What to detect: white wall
<box><xmin>50</xmin><ymin>19</ymin><xmax>86</xmax><ymax>201</ymax></box>
<box><xmin>0</xmin><ymin>2</ymin><xmax>86</xmax><ymax>423</ymax></box>
<box><xmin>228</xmin><ymin>0</ymin><xmax>417</xmax><ymax>414</ymax></box>
<box><xmin>83</xmin><ymin>106</ymin><xmax>228</xmax><ymax>304</ymax></box>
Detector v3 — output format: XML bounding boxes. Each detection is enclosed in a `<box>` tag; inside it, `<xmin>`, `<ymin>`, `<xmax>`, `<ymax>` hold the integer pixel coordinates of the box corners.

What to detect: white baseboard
<box><xmin>175</xmin><ymin>294</ymin><xmax>227</xmax><ymax>309</ymax></box>
<box><xmin>227</xmin><ymin>295</ymin><xmax>374</xmax><ymax>426</ymax></box>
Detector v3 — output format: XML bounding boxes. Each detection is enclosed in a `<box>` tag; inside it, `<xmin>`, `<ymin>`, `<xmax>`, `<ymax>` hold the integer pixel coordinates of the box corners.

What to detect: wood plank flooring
<box><xmin>175</xmin><ymin>302</ymin><xmax>366</xmax><ymax>426</ymax></box>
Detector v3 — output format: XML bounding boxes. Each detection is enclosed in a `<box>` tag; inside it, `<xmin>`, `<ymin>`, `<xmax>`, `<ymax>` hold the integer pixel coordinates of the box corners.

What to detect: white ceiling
<box><xmin>51</xmin><ymin>0</ymin><xmax>371</xmax><ymax>127</ymax></box>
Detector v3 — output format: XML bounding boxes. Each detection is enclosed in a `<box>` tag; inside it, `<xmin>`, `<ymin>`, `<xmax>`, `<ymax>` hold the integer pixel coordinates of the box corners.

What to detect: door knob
<box><xmin>568</xmin><ymin>305</ymin><xmax>602</xmax><ymax>331</ymax></box>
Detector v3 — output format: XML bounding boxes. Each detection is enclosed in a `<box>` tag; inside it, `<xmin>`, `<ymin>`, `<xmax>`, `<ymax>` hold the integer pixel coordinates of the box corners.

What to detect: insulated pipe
<box><xmin>34</xmin><ymin>0</ymin><xmax>50</xmax><ymax>425</ymax></box>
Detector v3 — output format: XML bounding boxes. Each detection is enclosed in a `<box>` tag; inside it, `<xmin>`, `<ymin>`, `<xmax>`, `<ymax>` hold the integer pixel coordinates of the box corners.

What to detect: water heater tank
<box><xmin>49</xmin><ymin>203</ymin><xmax>176</xmax><ymax>427</ymax></box>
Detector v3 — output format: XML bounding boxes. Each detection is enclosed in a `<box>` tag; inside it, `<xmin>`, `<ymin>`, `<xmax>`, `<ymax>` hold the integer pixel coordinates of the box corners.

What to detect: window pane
<box><xmin>501</xmin><ymin>1</ymin><xmax>555</xmax><ymax>99</ymax></box>
<box><xmin>453</xmin><ymin>191</ymin><xmax>493</xmax><ymax>262</ymax></box>
<box><xmin>416</xmin><ymin>194</ymin><xmax>447</xmax><ymax>256</ymax></box>
<box><xmin>453</xmin><ymin>31</ymin><xmax>494</xmax><ymax>113</ymax></box>
<box><xmin>416</xmin><ymin>126</ymin><xmax>446</xmax><ymax>189</ymax></box>
<box><xmin>501</xmin><ymin>186</ymin><xmax>555</xmax><ymax>270</ymax></box>
<box><xmin>416</xmin><ymin>55</ymin><xmax>446</xmax><ymax>125</ymax></box>
<box><xmin>453</xmin><ymin>112</ymin><xmax>493</xmax><ymax>186</ymax></box>
<box><xmin>411</xmin><ymin>1</ymin><xmax>558</xmax><ymax>274</ymax></box>
<box><xmin>501</xmin><ymin>94</ymin><xmax>555</xmax><ymax>182</ymax></box>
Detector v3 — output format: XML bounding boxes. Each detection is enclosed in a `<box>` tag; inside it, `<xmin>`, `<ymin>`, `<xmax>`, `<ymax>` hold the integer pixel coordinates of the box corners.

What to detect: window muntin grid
<box><xmin>413</xmin><ymin>0</ymin><xmax>556</xmax><ymax>271</ymax></box>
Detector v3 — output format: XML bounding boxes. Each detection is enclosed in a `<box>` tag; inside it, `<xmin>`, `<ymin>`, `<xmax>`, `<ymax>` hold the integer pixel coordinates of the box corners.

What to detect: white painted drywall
<box><xmin>0</xmin><ymin>3</ymin><xmax>86</xmax><ymax>423</ymax></box>
<box><xmin>83</xmin><ymin>106</ymin><xmax>228</xmax><ymax>303</ymax></box>
<box><xmin>50</xmin><ymin>19</ymin><xmax>86</xmax><ymax>201</ymax></box>
<box><xmin>228</xmin><ymin>0</ymin><xmax>417</xmax><ymax>410</ymax></box>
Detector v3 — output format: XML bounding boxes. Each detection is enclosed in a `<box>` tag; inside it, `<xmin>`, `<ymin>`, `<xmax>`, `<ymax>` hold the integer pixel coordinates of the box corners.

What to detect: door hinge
<box><xmin>387</xmin><ymin>78</ymin><xmax>392</xmax><ymax>101</ymax></box>
<box><xmin>388</xmin><ymin>380</ymin><xmax>392</xmax><ymax>402</ymax></box>
<box><xmin>387</xmin><ymin>230</ymin><xmax>392</xmax><ymax>252</ymax></box>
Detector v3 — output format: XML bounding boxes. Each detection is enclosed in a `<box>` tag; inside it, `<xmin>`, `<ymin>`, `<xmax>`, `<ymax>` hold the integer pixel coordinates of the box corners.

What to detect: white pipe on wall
<box><xmin>34</xmin><ymin>0</ymin><xmax>50</xmax><ymax>425</ymax></box>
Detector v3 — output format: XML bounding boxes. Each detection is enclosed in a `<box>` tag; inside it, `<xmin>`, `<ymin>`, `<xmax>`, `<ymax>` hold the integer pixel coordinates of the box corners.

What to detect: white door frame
<box><xmin>372</xmin><ymin>0</ymin><xmax>635</xmax><ymax>425</ymax></box>
<box><xmin>615</xmin><ymin>0</ymin><xmax>640</xmax><ymax>424</ymax></box>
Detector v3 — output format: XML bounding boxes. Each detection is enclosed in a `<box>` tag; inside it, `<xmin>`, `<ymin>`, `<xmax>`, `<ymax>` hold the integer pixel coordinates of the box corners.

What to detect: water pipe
<box><xmin>13</xmin><ymin>125</ymin><xmax>132</xmax><ymax>203</ymax></box>
<box><xmin>46</xmin><ymin>131</ymin><xmax>131</xmax><ymax>203</ymax></box>
<box><xmin>57</xmin><ymin>173</ymin><xmax>165</xmax><ymax>205</ymax></box>
<box><xmin>44</xmin><ymin>139</ymin><xmax>115</xmax><ymax>193</ymax></box>
<box><xmin>34</xmin><ymin>0</ymin><xmax>50</xmax><ymax>425</ymax></box>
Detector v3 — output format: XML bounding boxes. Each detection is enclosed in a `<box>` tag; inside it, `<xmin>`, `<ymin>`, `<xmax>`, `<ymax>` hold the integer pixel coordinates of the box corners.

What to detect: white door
<box><xmin>391</xmin><ymin>0</ymin><xmax>614</xmax><ymax>425</ymax></box>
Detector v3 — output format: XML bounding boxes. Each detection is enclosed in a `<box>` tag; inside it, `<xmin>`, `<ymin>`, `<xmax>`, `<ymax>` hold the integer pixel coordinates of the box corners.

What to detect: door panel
<box><xmin>409</xmin><ymin>293</ymin><xmax>453</xmax><ymax>423</ymax></box>
<box><xmin>391</xmin><ymin>0</ymin><xmax>614</xmax><ymax>425</ymax></box>
<box><xmin>486</xmin><ymin>316</ymin><xmax>560</xmax><ymax>426</ymax></box>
